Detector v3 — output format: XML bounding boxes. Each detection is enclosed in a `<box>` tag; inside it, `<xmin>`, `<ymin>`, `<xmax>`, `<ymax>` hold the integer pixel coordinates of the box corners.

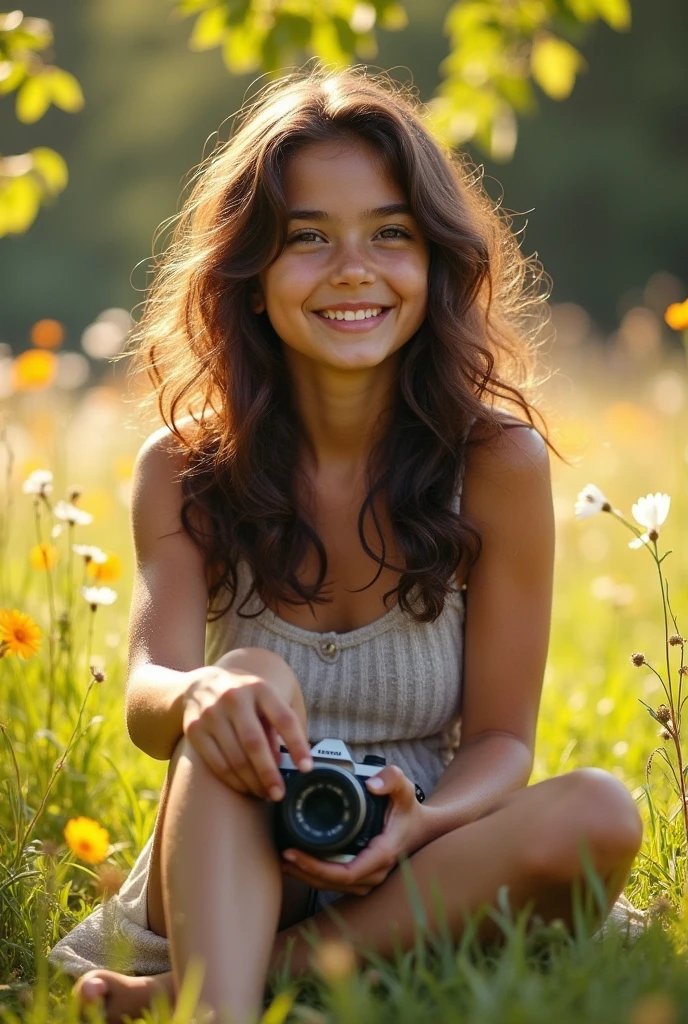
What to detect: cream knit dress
<box><xmin>48</xmin><ymin>448</ymin><xmax>644</xmax><ymax>978</ymax></box>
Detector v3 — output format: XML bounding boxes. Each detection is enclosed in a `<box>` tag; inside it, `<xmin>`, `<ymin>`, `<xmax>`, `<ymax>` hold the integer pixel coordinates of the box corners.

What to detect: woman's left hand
<box><xmin>279</xmin><ymin>765</ymin><xmax>429</xmax><ymax>897</ymax></box>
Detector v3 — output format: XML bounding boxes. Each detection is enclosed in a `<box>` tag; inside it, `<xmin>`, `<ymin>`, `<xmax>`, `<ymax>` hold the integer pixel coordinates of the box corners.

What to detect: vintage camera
<box><xmin>273</xmin><ymin>738</ymin><xmax>424</xmax><ymax>863</ymax></box>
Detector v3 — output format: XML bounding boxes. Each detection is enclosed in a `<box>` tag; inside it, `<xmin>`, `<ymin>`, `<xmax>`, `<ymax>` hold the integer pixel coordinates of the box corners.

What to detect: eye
<box><xmin>287</xmin><ymin>230</ymin><xmax>323</xmax><ymax>244</ymax></box>
<box><xmin>377</xmin><ymin>226</ymin><xmax>413</xmax><ymax>240</ymax></box>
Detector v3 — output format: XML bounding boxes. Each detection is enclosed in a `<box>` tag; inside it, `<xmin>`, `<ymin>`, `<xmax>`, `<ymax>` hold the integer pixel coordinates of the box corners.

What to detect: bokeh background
<box><xmin>1</xmin><ymin>0</ymin><xmax>687</xmax><ymax>351</ymax></box>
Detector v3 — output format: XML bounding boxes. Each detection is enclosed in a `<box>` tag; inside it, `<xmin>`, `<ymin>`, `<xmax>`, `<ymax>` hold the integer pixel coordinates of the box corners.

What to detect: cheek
<box><xmin>263</xmin><ymin>259</ymin><xmax>317</xmax><ymax>306</ymax></box>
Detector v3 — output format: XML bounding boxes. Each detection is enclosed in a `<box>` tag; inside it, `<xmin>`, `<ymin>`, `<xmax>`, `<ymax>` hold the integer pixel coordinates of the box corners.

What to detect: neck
<box><xmin>283</xmin><ymin>348</ymin><xmax>399</xmax><ymax>479</ymax></box>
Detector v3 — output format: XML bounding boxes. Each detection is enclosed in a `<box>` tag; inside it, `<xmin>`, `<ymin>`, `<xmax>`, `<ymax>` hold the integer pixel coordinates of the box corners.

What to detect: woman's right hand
<box><xmin>181</xmin><ymin>662</ymin><xmax>313</xmax><ymax>801</ymax></box>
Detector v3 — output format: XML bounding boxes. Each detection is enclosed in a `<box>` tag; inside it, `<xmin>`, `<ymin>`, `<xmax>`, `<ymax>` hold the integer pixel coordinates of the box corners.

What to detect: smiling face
<box><xmin>256</xmin><ymin>136</ymin><xmax>430</xmax><ymax>372</ymax></box>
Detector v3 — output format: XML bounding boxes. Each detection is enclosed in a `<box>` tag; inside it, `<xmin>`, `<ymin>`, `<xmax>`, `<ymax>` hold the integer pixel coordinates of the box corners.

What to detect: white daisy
<box><xmin>22</xmin><ymin>469</ymin><xmax>53</xmax><ymax>496</ymax></box>
<box><xmin>73</xmin><ymin>544</ymin><xmax>108</xmax><ymax>564</ymax></box>
<box><xmin>81</xmin><ymin>585</ymin><xmax>117</xmax><ymax>607</ymax></box>
<box><xmin>54</xmin><ymin>500</ymin><xmax>93</xmax><ymax>526</ymax></box>
<box><xmin>628</xmin><ymin>492</ymin><xmax>671</xmax><ymax>549</ymax></box>
<box><xmin>574</xmin><ymin>484</ymin><xmax>610</xmax><ymax>520</ymax></box>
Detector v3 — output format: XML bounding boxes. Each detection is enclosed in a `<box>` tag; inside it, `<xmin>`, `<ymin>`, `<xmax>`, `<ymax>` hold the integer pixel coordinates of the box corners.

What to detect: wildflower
<box><xmin>64</xmin><ymin>817</ymin><xmax>110</xmax><ymax>864</ymax></box>
<box><xmin>665</xmin><ymin>299</ymin><xmax>688</xmax><ymax>331</ymax></box>
<box><xmin>628</xmin><ymin>992</ymin><xmax>677</xmax><ymax>1024</ymax></box>
<box><xmin>31</xmin><ymin>318</ymin><xmax>65</xmax><ymax>349</ymax></box>
<box><xmin>54</xmin><ymin>500</ymin><xmax>93</xmax><ymax>526</ymax></box>
<box><xmin>680</xmin><ymin>666</ymin><xmax>688</xmax><ymax>677</ymax></box>
<box><xmin>311</xmin><ymin>938</ymin><xmax>357</xmax><ymax>981</ymax></box>
<box><xmin>630</xmin><ymin>652</ymin><xmax>646</xmax><ymax>667</ymax></box>
<box><xmin>660</xmin><ymin>728</ymin><xmax>672</xmax><ymax>741</ymax></box>
<box><xmin>73</xmin><ymin>544</ymin><xmax>108</xmax><ymax>565</ymax></box>
<box><xmin>656</xmin><ymin>705</ymin><xmax>672</xmax><ymax>723</ymax></box>
<box><xmin>12</xmin><ymin>349</ymin><xmax>58</xmax><ymax>390</ymax></box>
<box><xmin>0</xmin><ymin>609</ymin><xmax>42</xmax><ymax>659</ymax></box>
<box><xmin>574</xmin><ymin>484</ymin><xmax>611</xmax><ymax>520</ymax></box>
<box><xmin>93</xmin><ymin>863</ymin><xmax>127</xmax><ymax>899</ymax></box>
<box><xmin>87</xmin><ymin>551</ymin><xmax>123</xmax><ymax>583</ymax></box>
<box><xmin>628</xmin><ymin>492</ymin><xmax>670</xmax><ymax>549</ymax></box>
<box><xmin>81</xmin><ymin>586</ymin><xmax>117</xmax><ymax>610</ymax></box>
<box><xmin>90</xmin><ymin>664</ymin><xmax>106</xmax><ymax>683</ymax></box>
<box><xmin>668</xmin><ymin>634</ymin><xmax>685</xmax><ymax>646</ymax></box>
<box><xmin>68</xmin><ymin>486</ymin><xmax>83</xmax><ymax>503</ymax></box>
<box><xmin>22</xmin><ymin>468</ymin><xmax>53</xmax><ymax>497</ymax></box>
<box><xmin>51</xmin><ymin>524</ymin><xmax>62</xmax><ymax>539</ymax></box>
<box><xmin>29</xmin><ymin>543</ymin><xmax>58</xmax><ymax>570</ymax></box>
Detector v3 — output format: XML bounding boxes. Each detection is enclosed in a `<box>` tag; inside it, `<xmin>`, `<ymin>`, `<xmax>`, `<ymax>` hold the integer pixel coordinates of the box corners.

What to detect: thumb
<box><xmin>366</xmin><ymin>764</ymin><xmax>410</xmax><ymax>799</ymax></box>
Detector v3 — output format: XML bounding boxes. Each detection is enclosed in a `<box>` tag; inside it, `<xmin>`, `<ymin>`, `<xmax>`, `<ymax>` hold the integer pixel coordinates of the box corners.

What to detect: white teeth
<box><xmin>319</xmin><ymin>307</ymin><xmax>384</xmax><ymax>320</ymax></box>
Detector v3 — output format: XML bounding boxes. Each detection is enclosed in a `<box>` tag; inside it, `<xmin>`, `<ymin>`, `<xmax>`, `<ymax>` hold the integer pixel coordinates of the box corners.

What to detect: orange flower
<box><xmin>64</xmin><ymin>817</ymin><xmax>110</xmax><ymax>864</ymax></box>
<box><xmin>12</xmin><ymin>349</ymin><xmax>58</xmax><ymax>391</ymax></box>
<box><xmin>665</xmin><ymin>300</ymin><xmax>688</xmax><ymax>331</ymax></box>
<box><xmin>31</xmin><ymin>319</ymin><xmax>65</xmax><ymax>349</ymax></box>
<box><xmin>29</xmin><ymin>543</ymin><xmax>58</xmax><ymax>570</ymax></box>
<box><xmin>0</xmin><ymin>609</ymin><xmax>42</xmax><ymax>659</ymax></box>
<box><xmin>86</xmin><ymin>552</ymin><xmax>123</xmax><ymax>583</ymax></box>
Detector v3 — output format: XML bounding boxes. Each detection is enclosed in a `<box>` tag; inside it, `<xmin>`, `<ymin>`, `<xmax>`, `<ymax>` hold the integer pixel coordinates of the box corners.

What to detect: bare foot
<box><xmin>73</xmin><ymin>969</ymin><xmax>175</xmax><ymax>1023</ymax></box>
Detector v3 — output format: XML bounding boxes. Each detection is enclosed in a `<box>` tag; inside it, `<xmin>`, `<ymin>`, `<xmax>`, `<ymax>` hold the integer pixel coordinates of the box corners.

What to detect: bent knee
<box><xmin>526</xmin><ymin>768</ymin><xmax>643</xmax><ymax>882</ymax></box>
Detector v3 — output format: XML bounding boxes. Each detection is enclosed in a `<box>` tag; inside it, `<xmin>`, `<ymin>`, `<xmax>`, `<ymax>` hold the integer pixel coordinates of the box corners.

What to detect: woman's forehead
<box><xmin>283</xmin><ymin>138</ymin><xmax>406</xmax><ymax>211</ymax></box>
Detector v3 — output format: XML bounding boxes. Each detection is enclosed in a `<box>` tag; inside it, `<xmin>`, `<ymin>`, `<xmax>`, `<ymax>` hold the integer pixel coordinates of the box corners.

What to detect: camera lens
<box><xmin>277</xmin><ymin>766</ymin><xmax>367</xmax><ymax>856</ymax></box>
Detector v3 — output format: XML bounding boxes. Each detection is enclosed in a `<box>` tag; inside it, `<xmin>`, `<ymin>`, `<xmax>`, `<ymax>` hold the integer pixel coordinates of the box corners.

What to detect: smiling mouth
<box><xmin>314</xmin><ymin>306</ymin><xmax>390</xmax><ymax>321</ymax></box>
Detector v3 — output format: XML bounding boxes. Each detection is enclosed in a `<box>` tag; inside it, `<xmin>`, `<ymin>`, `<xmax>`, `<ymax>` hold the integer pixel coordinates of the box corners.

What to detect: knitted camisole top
<box><xmin>204</xmin><ymin>471</ymin><xmax>469</xmax><ymax>800</ymax></box>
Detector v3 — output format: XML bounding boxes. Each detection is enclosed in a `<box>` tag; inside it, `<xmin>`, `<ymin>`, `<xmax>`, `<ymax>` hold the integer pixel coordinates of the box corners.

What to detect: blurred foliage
<box><xmin>0</xmin><ymin>0</ymin><xmax>685</xmax><ymax>340</ymax></box>
<box><xmin>175</xmin><ymin>0</ymin><xmax>631</xmax><ymax>160</ymax></box>
<box><xmin>0</xmin><ymin>10</ymin><xmax>83</xmax><ymax>238</ymax></box>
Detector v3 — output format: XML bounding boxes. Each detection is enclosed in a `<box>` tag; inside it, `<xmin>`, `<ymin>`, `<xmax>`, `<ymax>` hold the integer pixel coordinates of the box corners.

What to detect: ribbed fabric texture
<box><xmin>205</xmin><ymin>558</ymin><xmax>466</xmax><ymax>801</ymax></box>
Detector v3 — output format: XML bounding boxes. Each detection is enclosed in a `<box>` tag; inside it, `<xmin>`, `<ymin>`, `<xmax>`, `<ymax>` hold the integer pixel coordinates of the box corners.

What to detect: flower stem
<box><xmin>12</xmin><ymin>644</ymin><xmax>97</xmax><ymax>869</ymax></box>
<box><xmin>34</xmin><ymin>500</ymin><xmax>57</xmax><ymax>733</ymax></box>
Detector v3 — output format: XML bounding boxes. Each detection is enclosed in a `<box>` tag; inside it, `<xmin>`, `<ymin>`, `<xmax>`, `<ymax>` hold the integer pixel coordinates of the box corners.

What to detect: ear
<box><xmin>250</xmin><ymin>285</ymin><xmax>266</xmax><ymax>314</ymax></box>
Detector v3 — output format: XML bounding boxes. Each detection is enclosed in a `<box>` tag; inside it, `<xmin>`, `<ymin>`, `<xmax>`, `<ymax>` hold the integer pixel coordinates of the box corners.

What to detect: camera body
<box><xmin>272</xmin><ymin>738</ymin><xmax>391</xmax><ymax>863</ymax></box>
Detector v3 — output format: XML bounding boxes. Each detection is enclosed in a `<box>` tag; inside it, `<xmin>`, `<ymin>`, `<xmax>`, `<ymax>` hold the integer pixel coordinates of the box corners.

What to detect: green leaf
<box><xmin>15</xmin><ymin>73</ymin><xmax>52</xmax><ymax>123</ymax></box>
<box><xmin>174</xmin><ymin>0</ymin><xmax>217</xmax><ymax>15</ymax></box>
<box><xmin>309</xmin><ymin>20</ymin><xmax>350</xmax><ymax>65</ymax></box>
<box><xmin>48</xmin><ymin>68</ymin><xmax>85</xmax><ymax>113</ymax></box>
<box><xmin>379</xmin><ymin>3</ymin><xmax>408</xmax><ymax>30</ymax></box>
<box><xmin>531</xmin><ymin>33</ymin><xmax>585</xmax><ymax>100</ymax></box>
<box><xmin>0</xmin><ymin>175</ymin><xmax>42</xmax><ymax>236</ymax></box>
<box><xmin>30</xmin><ymin>147</ymin><xmax>68</xmax><ymax>194</ymax></box>
<box><xmin>222</xmin><ymin>21</ymin><xmax>265</xmax><ymax>74</ymax></box>
<box><xmin>189</xmin><ymin>6</ymin><xmax>228</xmax><ymax>50</ymax></box>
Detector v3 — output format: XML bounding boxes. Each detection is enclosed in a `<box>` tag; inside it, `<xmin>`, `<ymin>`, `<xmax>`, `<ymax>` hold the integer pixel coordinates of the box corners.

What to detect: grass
<box><xmin>2</xmin><ymin>345</ymin><xmax>688</xmax><ymax>1022</ymax></box>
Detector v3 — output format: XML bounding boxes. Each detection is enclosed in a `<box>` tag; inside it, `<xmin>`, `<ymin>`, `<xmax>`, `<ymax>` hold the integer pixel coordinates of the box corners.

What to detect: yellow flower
<box><xmin>12</xmin><ymin>349</ymin><xmax>58</xmax><ymax>391</ymax></box>
<box><xmin>86</xmin><ymin>552</ymin><xmax>123</xmax><ymax>583</ymax></box>
<box><xmin>29</xmin><ymin>543</ymin><xmax>58</xmax><ymax>570</ymax></box>
<box><xmin>64</xmin><ymin>817</ymin><xmax>110</xmax><ymax>864</ymax></box>
<box><xmin>0</xmin><ymin>609</ymin><xmax>42</xmax><ymax>659</ymax></box>
<box><xmin>665</xmin><ymin>300</ymin><xmax>688</xmax><ymax>331</ymax></box>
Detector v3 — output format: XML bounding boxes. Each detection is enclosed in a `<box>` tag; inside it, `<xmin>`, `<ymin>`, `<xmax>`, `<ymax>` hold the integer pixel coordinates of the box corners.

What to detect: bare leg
<box><xmin>75</xmin><ymin>767</ymin><xmax>642</xmax><ymax>1021</ymax></box>
<box><xmin>270</xmin><ymin>767</ymin><xmax>643</xmax><ymax>976</ymax></box>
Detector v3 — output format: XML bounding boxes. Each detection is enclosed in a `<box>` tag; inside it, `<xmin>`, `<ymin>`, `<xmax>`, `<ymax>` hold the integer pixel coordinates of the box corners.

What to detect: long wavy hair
<box><xmin>126</xmin><ymin>66</ymin><xmax>556</xmax><ymax>624</ymax></box>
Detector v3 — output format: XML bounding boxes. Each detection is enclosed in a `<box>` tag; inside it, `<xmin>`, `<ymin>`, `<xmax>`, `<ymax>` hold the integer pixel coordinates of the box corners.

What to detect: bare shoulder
<box><xmin>131</xmin><ymin>425</ymin><xmax>193</xmax><ymax>557</ymax></box>
<box><xmin>465</xmin><ymin>410</ymin><xmax>551</xmax><ymax>502</ymax></box>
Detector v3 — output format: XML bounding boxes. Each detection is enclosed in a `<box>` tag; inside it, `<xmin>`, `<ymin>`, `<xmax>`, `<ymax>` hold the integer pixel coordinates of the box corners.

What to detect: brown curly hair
<box><xmin>125</xmin><ymin>65</ymin><xmax>555</xmax><ymax>625</ymax></box>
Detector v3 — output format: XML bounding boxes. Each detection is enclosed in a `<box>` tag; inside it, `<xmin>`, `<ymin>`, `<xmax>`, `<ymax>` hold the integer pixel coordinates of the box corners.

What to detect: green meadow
<box><xmin>2</xmin><ymin>342</ymin><xmax>688</xmax><ymax>1023</ymax></box>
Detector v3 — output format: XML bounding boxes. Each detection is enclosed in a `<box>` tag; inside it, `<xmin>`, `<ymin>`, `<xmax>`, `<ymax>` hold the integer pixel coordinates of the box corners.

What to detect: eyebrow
<box><xmin>288</xmin><ymin>202</ymin><xmax>413</xmax><ymax>221</ymax></box>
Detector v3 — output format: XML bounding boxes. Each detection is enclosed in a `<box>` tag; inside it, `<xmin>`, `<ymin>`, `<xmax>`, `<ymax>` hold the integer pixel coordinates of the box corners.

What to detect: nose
<box><xmin>328</xmin><ymin>240</ymin><xmax>376</xmax><ymax>288</ymax></box>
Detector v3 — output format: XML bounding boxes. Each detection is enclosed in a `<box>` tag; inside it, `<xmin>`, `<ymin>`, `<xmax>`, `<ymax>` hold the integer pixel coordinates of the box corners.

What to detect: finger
<box><xmin>185</xmin><ymin>727</ymin><xmax>250</xmax><ymax>795</ymax></box>
<box><xmin>367</xmin><ymin>765</ymin><xmax>414</xmax><ymax>798</ymax></box>
<box><xmin>211</xmin><ymin>716</ymin><xmax>270</xmax><ymax>798</ymax></box>
<box><xmin>256</xmin><ymin>686</ymin><xmax>313</xmax><ymax>771</ymax></box>
<box><xmin>229</xmin><ymin>703</ymin><xmax>287</xmax><ymax>799</ymax></box>
<box><xmin>280</xmin><ymin>860</ymin><xmax>368</xmax><ymax>896</ymax></box>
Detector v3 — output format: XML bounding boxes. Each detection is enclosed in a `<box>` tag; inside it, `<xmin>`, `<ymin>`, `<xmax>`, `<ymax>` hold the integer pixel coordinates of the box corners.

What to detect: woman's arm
<box><xmin>414</xmin><ymin>421</ymin><xmax>555</xmax><ymax>850</ymax></box>
<box><xmin>124</xmin><ymin>429</ymin><xmax>306</xmax><ymax>762</ymax></box>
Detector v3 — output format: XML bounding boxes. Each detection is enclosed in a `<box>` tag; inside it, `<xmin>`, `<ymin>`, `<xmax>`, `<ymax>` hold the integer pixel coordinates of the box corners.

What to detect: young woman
<box><xmin>49</xmin><ymin>67</ymin><xmax>643</xmax><ymax>1023</ymax></box>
